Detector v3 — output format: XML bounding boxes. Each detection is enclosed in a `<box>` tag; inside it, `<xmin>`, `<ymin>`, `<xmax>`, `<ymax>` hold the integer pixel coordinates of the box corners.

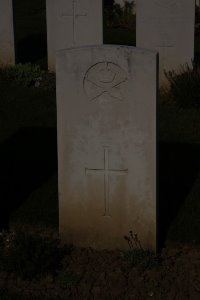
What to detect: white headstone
<box><xmin>56</xmin><ymin>45</ymin><xmax>157</xmax><ymax>250</ymax></box>
<box><xmin>136</xmin><ymin>0</ymin><xmax>195</xmax><ymax>85</ymax></box>
<box><xmin>46</xmin><ymin>0</ymin><xmax>103</xmax><ymax>72</ymax></box>
<box><xmin>0</xmin><ymin>0</ymin><xmax>15</xmax><ymax>66</ymax></box>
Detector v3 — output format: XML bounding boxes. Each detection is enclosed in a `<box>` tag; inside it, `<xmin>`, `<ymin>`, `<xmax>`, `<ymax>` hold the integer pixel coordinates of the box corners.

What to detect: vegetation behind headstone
<box><xmin>164</xmin><ymin>62</ymin><xmax>200</xmax><ymax>108</ymax></box>
<box><xmin>104</xmin><ymin>0</ymin><xmax>135</xmax><ymax>30</ymax></box>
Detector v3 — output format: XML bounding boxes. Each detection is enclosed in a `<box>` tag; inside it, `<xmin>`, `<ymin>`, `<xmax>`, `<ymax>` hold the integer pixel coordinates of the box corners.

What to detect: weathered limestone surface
<box><xmin>56</xmin><ymin>45</ymin><xmax>157</xmax><ymax>250</ymax></box>
<box><xmin>136</xmin><ymin>0</ymin><xmax>195</xmax><ymax>85</ymax></box>
<box><xmin>0</xmin><ymin>0</ymin><xmax>15</xmax><ymax>66</ymax></box>
<box><xmin>46</xmin><ymin>0</ymin><xmax>103</xmax><ymax>71</ymax></box>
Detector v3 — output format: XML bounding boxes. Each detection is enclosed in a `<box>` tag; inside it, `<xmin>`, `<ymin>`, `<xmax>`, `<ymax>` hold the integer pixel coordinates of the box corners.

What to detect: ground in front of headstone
<box><xmin>0</xmin><ymin>238</ymin><xmax>199</xmax><ymax>300</ymax></box>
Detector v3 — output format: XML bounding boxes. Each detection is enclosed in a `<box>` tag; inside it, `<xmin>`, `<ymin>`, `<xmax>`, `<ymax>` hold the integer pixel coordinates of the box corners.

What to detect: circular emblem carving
<box><xmin>153</xmin><ymin>0</ymin><xmax>176</xmax><ymax>8</ymax></box>
<box><xmin>83</xmin><ymin>62</ymin><xmax>128</xmax><ymax>103</ymax></box>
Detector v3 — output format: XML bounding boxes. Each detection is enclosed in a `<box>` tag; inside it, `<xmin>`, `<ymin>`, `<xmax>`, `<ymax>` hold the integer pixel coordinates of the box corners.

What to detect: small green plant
<box><xmin>0</xmin><ymin>231</ymin><xmax>71</xmax><ymax>280</ymax></box>
<box><xmin>164</xmin><ymin>61</ymin><xmax>200</xmax><ymax>108</ymax></box>
<box><xmin>123</xmin><ymin>231</ymin><xmax>160</xmax><ymax>270</ymax></box>
<box><xmin>0</xmin><ymin>63</ymin><xmax>44</xmax><ymax>87</ymax></box>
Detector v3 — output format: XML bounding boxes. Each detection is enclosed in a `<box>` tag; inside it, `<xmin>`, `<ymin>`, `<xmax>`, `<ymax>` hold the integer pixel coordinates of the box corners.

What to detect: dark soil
<box><xmin>1</xmin><ymin>240</ymin><xmax>200</xmax><ymax>300</ymax></box>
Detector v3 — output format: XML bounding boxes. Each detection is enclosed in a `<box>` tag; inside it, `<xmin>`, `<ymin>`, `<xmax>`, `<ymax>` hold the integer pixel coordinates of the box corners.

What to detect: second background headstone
<box><xmin>136</xmin><ymin>0</ymin><xmax>195</xmax><ymax>86</ymax></box>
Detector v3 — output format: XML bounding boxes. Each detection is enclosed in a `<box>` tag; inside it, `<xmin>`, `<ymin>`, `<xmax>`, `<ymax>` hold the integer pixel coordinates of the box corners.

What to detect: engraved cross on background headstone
<box><xmin>85</xmin><ymin>147</ymin><xmax>128</xmax><ymax>217</ymax></box>
<box><xmin>61</xmin><ymin>0</ymin><xmax>87</xmax><ymax>44</ymax></box>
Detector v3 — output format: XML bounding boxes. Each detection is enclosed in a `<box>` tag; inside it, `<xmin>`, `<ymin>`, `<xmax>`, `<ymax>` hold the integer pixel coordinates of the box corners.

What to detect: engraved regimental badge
<box><xmin>83</xmin><ymin>62</ymin><xmax>128</xmax><ymax>103</ymax></box>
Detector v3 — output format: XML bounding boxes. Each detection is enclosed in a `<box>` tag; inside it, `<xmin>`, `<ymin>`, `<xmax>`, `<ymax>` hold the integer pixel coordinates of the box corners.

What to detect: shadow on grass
<box><xmin>0</xmin><ymin>127</ymin><xmax>57</xmax><ymax>231</ymax></box>
<box><xmin>15</xmin><ymin>34</ymin><xmax>47</xmax><ymax>66</ymax></box>
<box><xmin>0</xmin><ymin>290</ymin><xmax>59</xmax><ymax>300</ymax></box>
<box><xmin>157</xmin><ymin>142</ymin><xmax>200</xmax><ymax>250</ymax></box>
<box><xmin>103</xmin><ymin>28</ymin><xmax>136</xmax><ymax>46</ymax></box>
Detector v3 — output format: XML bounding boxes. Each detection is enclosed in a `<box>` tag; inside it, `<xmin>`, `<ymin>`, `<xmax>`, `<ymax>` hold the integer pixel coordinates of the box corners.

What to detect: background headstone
<box><xmin>56</xmin><ymin>45</ymin><xmax>157</xmax><ymax>250</ymax></box>
<box><xmin>136</xmin><ymin>0</ymin><xmax>195</xmax><ymax>85</ymax></box>
<box><xmin>0</xmin><ymin>0</ymin><xmax>15</xmax><ymax>66</ymax></box>
<box><xmin>46</xmin><ymin>0</ymin><xmax>103</xmax><ymax>71</ymax></box>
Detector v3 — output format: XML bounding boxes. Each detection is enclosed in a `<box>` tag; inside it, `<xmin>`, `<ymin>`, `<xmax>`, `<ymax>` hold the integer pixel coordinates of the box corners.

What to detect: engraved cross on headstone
<box><xmin>61</xmin><ymin>0</ymin><xmax>87</xmax><ymax>44</ymax></box>
<box><xmin>85</xmin><ymin>147</ymin><xmax>128</xmax><ymax>217</ymax></box>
